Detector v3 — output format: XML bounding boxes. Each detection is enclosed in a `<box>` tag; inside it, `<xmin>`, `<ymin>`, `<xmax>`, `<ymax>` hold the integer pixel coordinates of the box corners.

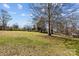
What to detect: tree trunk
<box><xmin>48</xmin><ymin>3</ymin><xmax>51</xmax><ymax>36</ymax></box>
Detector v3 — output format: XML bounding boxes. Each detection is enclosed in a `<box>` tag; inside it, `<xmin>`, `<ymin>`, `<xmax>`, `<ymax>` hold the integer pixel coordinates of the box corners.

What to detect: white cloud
<box><xmin>17</xmin><ymin>4</ymin><xmax>23</xmax><ymax>10</ymax></box>
<box><xmin>3</xmin><ymin>4</ymin><xmax>10</xmax><ymax>9</ymax></box>
<box><xmin>67</xmin><ymin>8</ymin><xmax>73</xmax><ymax>12</ymax></box>
<box><xmin>68</xmin><ymin>9</ymin><xmax>79</xmax><ymax>15</ymax></box>
<box><xmin>21</xmin><ymin>13</ymin><xmax>26</xmax><ymax>16</ymax></box>
<box><xmin>41</xmin><ymin>8</ymin><xmax>45</xmax><ymax>12</ymax></box>
<box><xmin>29</xmin><ymin>14</ymin><xmax>33</xmax><ymax>17</ymax></box>
<box><xmin>61</xmin><ymin>13</ymin><xmax>66</xmax><ymax>16</ymax></box>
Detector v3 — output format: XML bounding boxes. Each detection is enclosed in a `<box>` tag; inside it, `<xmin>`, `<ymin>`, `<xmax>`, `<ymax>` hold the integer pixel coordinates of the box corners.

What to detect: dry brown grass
<box><xmin>0</xmin><ymin>31</ymin><xmax>76</xmax><ymax>56</ymax></box>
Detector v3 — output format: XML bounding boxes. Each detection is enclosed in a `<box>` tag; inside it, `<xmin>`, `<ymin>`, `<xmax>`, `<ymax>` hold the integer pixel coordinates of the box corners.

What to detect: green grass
<box><xmin>0</xmin><ymin>31</ymin><xmax>79</xmax><ymax>56</ymax></box>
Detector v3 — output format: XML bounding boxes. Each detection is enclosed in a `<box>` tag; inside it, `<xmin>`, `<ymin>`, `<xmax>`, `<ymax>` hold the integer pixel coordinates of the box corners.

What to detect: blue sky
<box><xmin>0</xmin><ymin>3</ymin><xmax>33</xmax><ymax>28</ymax></box>
<box><xmin>0</xmin><ymin>3</ymin><xmax>79</xmax><ymax>28</ymax></box>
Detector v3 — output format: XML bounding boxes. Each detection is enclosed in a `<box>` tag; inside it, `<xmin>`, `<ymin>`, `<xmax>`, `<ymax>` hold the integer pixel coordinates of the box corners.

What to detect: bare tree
<box><xmin>0</xmin><ymin>9</ymin><xmax>12</xmax><ymax>30</ymax></box>
<box><xmin>36</xmin><ymin>16</ymin><xmax>46</xmax><ymax>32</ymax></box>
<box><xmin>30</xmin><ymin>3</ymin><xmax>63</xmax><ymax>36</ymax></box>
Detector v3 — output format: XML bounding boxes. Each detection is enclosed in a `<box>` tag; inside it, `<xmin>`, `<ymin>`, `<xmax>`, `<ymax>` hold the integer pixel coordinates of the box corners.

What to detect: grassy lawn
<box><xmin>0</xmin><ymin>31</ymin><xmax>79</xmax><ymax>56</ymax></box>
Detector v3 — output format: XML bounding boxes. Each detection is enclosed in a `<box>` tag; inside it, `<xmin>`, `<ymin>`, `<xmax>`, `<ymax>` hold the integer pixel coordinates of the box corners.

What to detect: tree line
<box><xmin>30</xmin><ymin>3</ymin><xmax>79</xmax><ymax>37</ymax></box>
<box><xmin>0</xmin><ymin>3</ymin><xmax>79</xmax><ymax>37</ymax></box>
